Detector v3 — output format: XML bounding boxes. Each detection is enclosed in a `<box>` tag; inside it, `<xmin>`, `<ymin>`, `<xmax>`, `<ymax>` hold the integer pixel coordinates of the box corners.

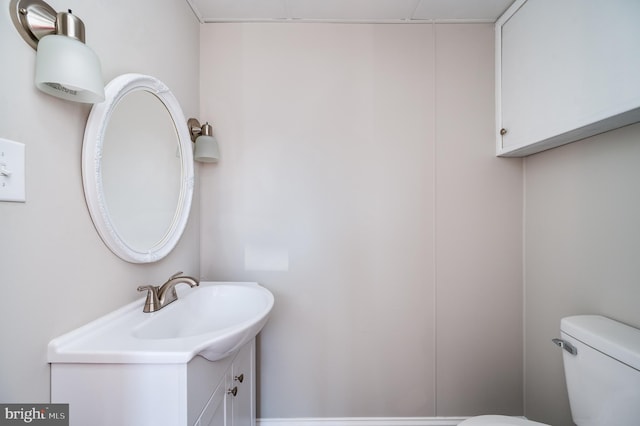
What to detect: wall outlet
<box><xmin>0</xmin><ymin>138</ymin><xmax>26</xmax><ymax>202</ymax></box>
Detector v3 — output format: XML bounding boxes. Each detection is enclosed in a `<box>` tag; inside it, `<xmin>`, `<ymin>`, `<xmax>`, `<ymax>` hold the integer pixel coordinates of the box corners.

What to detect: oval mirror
<box><xmin>82</xmin><ymin>74</ymin><xmax>194</xmax><ymax>263</ymax></box>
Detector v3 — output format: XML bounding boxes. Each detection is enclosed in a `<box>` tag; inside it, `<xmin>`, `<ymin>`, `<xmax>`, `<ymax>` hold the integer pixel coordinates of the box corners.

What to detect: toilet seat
<box><xmin>458</xmin><ymin>415</ymin><xmax>549</xmax><ymax>426</ymax></box>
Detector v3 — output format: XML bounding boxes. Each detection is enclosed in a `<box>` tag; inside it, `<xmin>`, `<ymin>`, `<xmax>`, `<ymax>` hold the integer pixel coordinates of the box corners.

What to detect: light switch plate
<box><xmin>0</xmin><ymin>138</ymin><xmax>26</xmax><ymax>202</ymax></box>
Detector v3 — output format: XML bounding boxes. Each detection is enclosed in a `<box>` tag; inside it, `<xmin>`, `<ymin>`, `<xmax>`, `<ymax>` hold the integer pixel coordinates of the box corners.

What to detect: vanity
<box><xmin>51</xmin><ymin>340</ymin><xmax>254</xmax><ymax>426</ymax></box>
<box><xmin>48</xmin><ymin>281</ymin><xmax>273</xmax><ymax>426</ymax></box>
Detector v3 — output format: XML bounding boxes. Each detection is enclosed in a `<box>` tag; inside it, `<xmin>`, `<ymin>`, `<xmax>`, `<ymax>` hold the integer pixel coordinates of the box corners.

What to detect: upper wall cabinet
<box><xmin>495</xmin><ymin>0</ymin><xmax>640</xmax><ymax>157</ymax></box>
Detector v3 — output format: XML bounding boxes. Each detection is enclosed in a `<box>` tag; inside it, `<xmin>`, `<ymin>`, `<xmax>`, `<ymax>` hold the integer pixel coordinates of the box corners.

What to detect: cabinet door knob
<box><xmin>228</xmin><ymin>386</ymin><xmax>238</xmax><ymax>397</ymax></box>
<box><xmin>234</xmin><ymin>374</ymin><xmax>244</xmax><ymax>383</ymax></box>
<box><xmin>500</xmin><ymin>128</ymin><xmax>508</xmax><ymax>136</ymax></box>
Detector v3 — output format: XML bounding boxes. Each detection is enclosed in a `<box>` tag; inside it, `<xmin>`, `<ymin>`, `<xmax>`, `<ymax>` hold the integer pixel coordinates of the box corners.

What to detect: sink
<box><xmin>48</xmin><ymin>282</ymin><xmax>274</xmax><ymax>363</ymax></box>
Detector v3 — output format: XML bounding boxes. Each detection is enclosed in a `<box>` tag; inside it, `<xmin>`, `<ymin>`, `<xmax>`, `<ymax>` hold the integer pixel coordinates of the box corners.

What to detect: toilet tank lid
<box><xmin>561</xmin><ymin>315</ymin><xmax>640</xmax><ymax>371</ymax></box>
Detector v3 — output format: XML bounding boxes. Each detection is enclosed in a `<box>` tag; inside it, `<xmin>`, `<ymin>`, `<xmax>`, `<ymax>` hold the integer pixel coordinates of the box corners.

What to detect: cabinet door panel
<box><xmin>497</xmin><ymin>0</ymin><xmax>640</xmax><ymax>156</ymax></box>
<box><xmin>230</xmin><ymin>341</ymin><xmax>255</xmax><ymax>426</ymax></box>
<box><xmin>198</xmin><ymin>382</ymin><xmax>226</xmax><ymax>426</ymax></box>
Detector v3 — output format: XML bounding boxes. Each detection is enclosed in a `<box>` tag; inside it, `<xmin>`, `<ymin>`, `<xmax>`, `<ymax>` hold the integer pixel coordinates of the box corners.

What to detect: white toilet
<box><xmin>460</xmin><ymin>315</ymin><xmax>640</xmax><ymax>426</ymax></box>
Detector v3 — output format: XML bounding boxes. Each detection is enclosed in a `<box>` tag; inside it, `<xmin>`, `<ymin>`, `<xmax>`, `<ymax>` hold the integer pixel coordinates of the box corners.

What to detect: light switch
<box><xmin>0</xmin><ymin>138</ymin><xmax>26</xmax><ymax>202</ymax></box>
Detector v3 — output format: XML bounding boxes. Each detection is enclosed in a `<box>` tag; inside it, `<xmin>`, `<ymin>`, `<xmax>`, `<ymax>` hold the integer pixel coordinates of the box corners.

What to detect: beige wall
<box><xmin>0</xmin><ymin>0</ymin><xmax>200</xmax><ymax>402</ymax></box>
<box><xmin>199</xmin><ymin>23</ymin><xmax>523</xmax><ymax>418</ymax></box>
<box><xmin>3</xmin><ymin>3</ymin><xmax>634</xmax><ymax>420</ymax></box>
<box><xmin>434</xmin><ymin>24</ymin><xmax>524</xmax><ymax>416</ymax></box>
<box><xmin>524</xmin><ymin>122</ymin><xmax>640</xmax><ymax>426</ymax></box>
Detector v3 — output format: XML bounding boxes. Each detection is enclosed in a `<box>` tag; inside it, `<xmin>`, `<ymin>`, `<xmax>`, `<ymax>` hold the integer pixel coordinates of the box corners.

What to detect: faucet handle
<box><xmin>137</xmin><ymin>285</ymin><xmax>160</xmax><ymax>313</ymax></box>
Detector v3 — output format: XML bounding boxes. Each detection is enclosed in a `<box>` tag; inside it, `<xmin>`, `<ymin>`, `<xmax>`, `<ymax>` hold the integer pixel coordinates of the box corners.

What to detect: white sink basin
<box><xmin>48</xmin><ymin>282</ymin><xmax>274</xmax><ymax>363</ymax></box>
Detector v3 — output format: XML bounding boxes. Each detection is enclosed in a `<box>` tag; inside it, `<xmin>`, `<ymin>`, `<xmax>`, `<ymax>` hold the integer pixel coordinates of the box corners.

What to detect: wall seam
<box><xmin>432</xmin><ymin>22</ymin><xmax>439</xmax><ymax>417</ymax></box>
<box><xmin>522</xmin><ymin>159</ymin><xmax>527</xmax><ymax>416</ymax></box>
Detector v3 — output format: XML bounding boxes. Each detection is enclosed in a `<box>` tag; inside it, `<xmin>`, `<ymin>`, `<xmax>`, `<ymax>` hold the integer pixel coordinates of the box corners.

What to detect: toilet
<box><xmin>460</xmin><ymin>315</ymin><xmax>640</xmax><ymax>426</ymax></box>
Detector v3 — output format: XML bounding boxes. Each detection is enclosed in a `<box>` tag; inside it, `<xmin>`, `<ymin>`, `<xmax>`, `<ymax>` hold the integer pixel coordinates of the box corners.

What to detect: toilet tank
<box><xmin>559</xmin><ymin>315</ymin><xmax>640</xmax><ymax>426</ymax></box>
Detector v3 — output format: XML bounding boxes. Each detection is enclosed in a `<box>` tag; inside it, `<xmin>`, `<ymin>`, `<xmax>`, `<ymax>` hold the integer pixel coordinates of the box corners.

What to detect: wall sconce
<box><xmin>188</xmin><ymin>118</ymin><xmax>220</xmax><ymax>163</ymax></box>
<box><xmin>10</xmin><ymin>0</ymin><xmax>105</xmax><ymax>103</ymax></box>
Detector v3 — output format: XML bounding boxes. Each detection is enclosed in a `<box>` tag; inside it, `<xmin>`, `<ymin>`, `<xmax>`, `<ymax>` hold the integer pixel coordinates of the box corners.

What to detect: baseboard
<box><xmin>257</xmin><ymin>417</ymin><xmax>470</xmax><ymax>426</ymax></box>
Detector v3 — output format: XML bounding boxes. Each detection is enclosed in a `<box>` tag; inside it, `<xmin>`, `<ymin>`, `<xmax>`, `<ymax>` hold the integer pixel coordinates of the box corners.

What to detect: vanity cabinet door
<box><xmin>207</xmin><ymin>402</ymin><xmax>226</xmax><ymax>426</ymax></box>
<box><xmin>196</xmin><ymin>340</ymin><xmax>256</xmax><ymax>426</ymax></box>
<box><xmin>496</xmin><ymin>0</ymin><xmax>640</xmax><ymax>157</ymax></box>
<box><xmin>197</xmin><ymin>382</ymin><xmax>226</xmax><ymax>426</ymax></box>
<box><xmin>227</xmin><ymin>341</ymin><xmax>255</xmax><ymax>426</ymax></box>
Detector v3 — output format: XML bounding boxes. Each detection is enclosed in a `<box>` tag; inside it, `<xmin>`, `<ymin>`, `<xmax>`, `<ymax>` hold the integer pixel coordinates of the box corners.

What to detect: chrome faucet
<box><xmin>137</xmin><ymin>271</ymin><xmax>199</xmax><ymax>313</ymax></box>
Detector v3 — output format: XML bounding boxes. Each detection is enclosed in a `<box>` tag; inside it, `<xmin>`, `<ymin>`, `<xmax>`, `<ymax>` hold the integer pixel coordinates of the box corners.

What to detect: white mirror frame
<box><xmin>82</xmin><ymin>73</ymin><xmax>194</xmax><ymax>263</ymax></box>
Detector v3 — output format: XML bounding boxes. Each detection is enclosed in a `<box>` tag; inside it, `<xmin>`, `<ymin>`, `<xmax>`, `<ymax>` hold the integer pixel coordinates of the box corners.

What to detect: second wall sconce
<box><xmin>188</xmin><ymin>118</ymin><xmax>220</xmax><ymax>163</ymax></box>
<box><xmin>10</xmin><ymin>0</ymin><xmax>105</xmax><ymax>103</ymax></box>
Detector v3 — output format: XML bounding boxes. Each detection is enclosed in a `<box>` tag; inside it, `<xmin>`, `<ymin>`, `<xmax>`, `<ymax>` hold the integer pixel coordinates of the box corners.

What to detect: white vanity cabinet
<box><xmin>50</xmin><ymin>339</ymin><xmax>256</xmax><ymax>426</ymax></box>
<box><xmin>495</xmin><ymin>0</ymin><xmax>640</xmax><ymax>157</ymax></box>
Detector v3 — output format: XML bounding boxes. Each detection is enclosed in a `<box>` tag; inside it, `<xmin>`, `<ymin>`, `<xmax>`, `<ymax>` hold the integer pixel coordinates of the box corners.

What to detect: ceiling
<box><xmin>187</xmin><ymin>0</ymin><xmax>517</xmax><ymax>24</ymax></box>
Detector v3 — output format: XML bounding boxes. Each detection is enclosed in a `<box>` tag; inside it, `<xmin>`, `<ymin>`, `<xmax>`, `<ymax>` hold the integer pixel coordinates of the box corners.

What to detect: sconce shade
<box><xmin>188</xmin><ymin>118</ymin><xmax>220</xmax><ymax>163</ymax></box>
<box><xmin>35</xmin><ymin>35</ymin><xmax>105</xmax><ymax>103</ymax></box>
<box><xmin>194</xmin><ymin>135</ymin><xmax>220</xmax><ymax>163</ymax></box>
